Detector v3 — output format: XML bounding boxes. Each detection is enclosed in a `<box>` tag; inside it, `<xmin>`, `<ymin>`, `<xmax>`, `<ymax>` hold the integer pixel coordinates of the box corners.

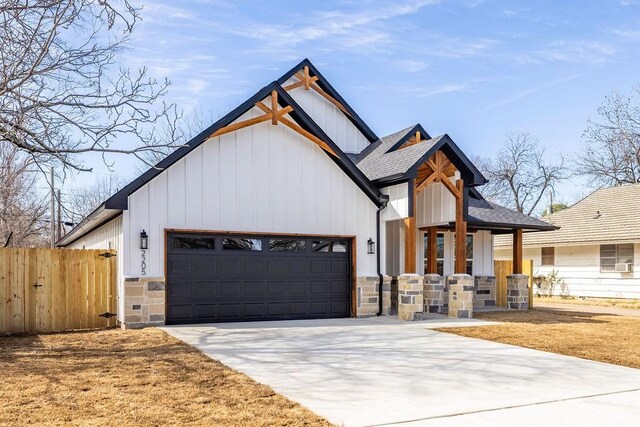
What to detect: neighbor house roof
<box><xmin>494</xmin><ymin>184</ymin><xmax>640</xmax><ymax>248</ymax></box>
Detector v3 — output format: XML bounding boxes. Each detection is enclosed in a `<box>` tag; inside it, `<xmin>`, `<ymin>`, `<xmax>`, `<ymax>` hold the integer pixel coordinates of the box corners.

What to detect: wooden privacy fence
<box><xmin>0</xmin><ymin>248</ymin><xmax>117</xmax><ymax>333</ymax></box>
<box><xmin>494</xmin><ymin>259</ymin><xmax>534</xmax><ymax>308</ymax></box>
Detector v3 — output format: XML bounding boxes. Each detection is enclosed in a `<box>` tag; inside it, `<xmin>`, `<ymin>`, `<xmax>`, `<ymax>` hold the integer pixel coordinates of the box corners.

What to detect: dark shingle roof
<box><xmin>357</xmin><ymin>135</ymin><xmax>442</xmax><ymax>181</ymax></box>
<box><xmin>467</xmin><ymin>196</ymin><xmax>557</xmax><ymax>231</ymax></box>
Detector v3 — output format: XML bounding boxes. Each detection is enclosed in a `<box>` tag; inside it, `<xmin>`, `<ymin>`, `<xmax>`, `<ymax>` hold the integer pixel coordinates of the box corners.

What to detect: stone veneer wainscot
<box><xmin>123</xmin><ymin>277</ymin><xmax>166</xmax><ymax>328</ymax></box>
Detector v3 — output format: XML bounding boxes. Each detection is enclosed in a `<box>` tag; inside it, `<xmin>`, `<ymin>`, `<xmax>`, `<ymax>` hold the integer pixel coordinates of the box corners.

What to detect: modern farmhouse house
<box><xmin>57</xmin><ymin>59</ymin><xmax>554</xmax><ymax>328</ymax></box>
<box><xmin>495</xmin><ymin>184</ymin><xmax>640</xmax><ymax>299</ymax></box>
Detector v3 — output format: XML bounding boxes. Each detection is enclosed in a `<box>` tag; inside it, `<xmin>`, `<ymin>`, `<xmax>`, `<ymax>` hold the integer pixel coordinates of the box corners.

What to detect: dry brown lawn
<box><xmin>437</xmin><ymin>309</ymin><xmax>640</xmax><ymax>369</ymax></box>
<box><xmin>0</xmin><ymin>328</ymin><xmax>331</xmax><ymax>426</ymax></box>
<box><xmin>534</xmin><ymin>295</ymin><xmax>640</xmax><ymax>310</ymax></box>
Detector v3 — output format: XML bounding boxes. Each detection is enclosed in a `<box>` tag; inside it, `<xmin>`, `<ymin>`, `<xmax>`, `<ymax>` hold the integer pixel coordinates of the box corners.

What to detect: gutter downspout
<box><xmin>376</xmin><ymin>199</ymin><xmax>388</xmax><ymax>316</ymax></box>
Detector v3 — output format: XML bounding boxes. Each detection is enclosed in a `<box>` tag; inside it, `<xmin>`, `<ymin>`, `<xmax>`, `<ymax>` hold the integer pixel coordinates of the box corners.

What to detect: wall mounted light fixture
<box><xmin>367</xmin><ymin>238</ymin><xmax>375</xmax><ymax>255</ymax></box>
<box><xmin>140</xmin><ymin>230</ymin><xmax>148</xmax><ymax>276</ymax></box>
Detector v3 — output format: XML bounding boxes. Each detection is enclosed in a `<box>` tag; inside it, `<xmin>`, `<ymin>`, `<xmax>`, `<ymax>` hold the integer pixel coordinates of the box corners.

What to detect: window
<box><xmin>453</xmin><ymin>234</ymin><xmax>474</xmax><ymax>275</ymax></box>
<box><xmin>312</xmin><ymin>240</ymin><xmax>348</xmax><ymax>253</ymax></box>
<box><xmin>223</xmin><ymin>237</ymin><xmax>262</xmax><ymax>251</ymax></box>
<box><xmin>172</xmin><ymin>236</ymin><xmax>216</xmax><ymax>250</ymax></box>
<box><xmin>600</xmin><ymin>244</ymin><xmax>634</xmax><ymax>272</ymax></box>
<box><xmin>269</xmin><ymin>239</ymin><xmax>306</xmax><ymax>252</ymax></box>
<box><xmin>541</xmin><ymin>247</ymin><xmax>555</xmax><ymax>266</ymax></box>
<box><xmin>423</xmin><ymin>233</ymin><xmax>445</xmax><ymax>275</ymax></box>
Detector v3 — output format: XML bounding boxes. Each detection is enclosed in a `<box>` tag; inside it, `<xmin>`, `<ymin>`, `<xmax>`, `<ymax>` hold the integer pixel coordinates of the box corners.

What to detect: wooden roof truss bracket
<box><xmin>209</xmin><ymin>90</ymin><xmax>338</xmax><ymax>158</ymax></box>
<box><xmin>415</xmin><ymin>150</ymin><xmax>460</xmax><ymax>198</ymax></box>
<box><xmin>282</xmin><ymin>65</ymin><xmax>353</xmax><ymax>118</ymax></box>
<box><xmin>399</xmin><ymin>130</ymin><xmax>426</xmax><ymax>150</ymax></box>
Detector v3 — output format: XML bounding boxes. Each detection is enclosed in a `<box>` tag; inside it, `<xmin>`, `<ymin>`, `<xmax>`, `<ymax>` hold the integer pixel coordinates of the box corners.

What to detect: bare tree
<box><xmin>0</xmin><ymin>0</ymin><xmax>181</xmax><ymax>172</ymax></box>
<box><xmin>0</xmin><ymin>143</ymin><xmax>48</xmax><ymax>247</ymax></box>
<box><xmin>65</xmin><ymin>174</ymin><xmax>126</xmax><ymax>222</ymax></box>
<box><xmin>578</xmin><ymin>87</ymin><xmax>640</xmax><ymax>186</ymax></box>
<box><xmin>476</xmin><ymin>132</ymin><xmax>566</xmax><ymax>216</ymax></box>
<box><xmin>136</xmin><ymin>108</ymin><xmax>219</xmax><ymax>169</ymax></box>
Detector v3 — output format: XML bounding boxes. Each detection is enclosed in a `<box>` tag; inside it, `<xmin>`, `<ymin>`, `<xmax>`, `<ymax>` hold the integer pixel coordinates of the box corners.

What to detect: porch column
<box><xmin>425</xmin><ymin>226</ymin><xmax>437</xmax><ymax>274</ymax></box>
<box><xmin>404</xmin><ymin>181</ymin><xmax>417</xmax><ymax>273</ymax></box>
<box><xmin>454</xmin><ymin>178</ymin><xmax>467</xmax><ymax>274</ymax></box>
<box><xmin>513</xmin><ymin>229</ymin><xmax>523</xmax><ymax>274</ymax></box>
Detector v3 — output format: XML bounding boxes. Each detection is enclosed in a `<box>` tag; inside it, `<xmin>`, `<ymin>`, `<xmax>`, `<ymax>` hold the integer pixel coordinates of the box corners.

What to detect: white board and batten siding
<box><xmin>495</xmin><ymin>243</ymin><xmax>640</xmax><ymax>298</ymax></box>
<box><xmin>380</xmin><ymin>183</ymin><xmax>409</xmax><ymax>221</ymax></box>
<box><xmin>283</xmin><ymin>78</ymin><xmax>369</xmax><ymax>154</ymax></box>
<box><xmin>67</xmin><ymin>215</ymin><xmax>125</xmax><ymax>322</ymax></box>
<box><xmin>124</xmin><ymin>103</ymin><xmax>379</xmax><ymax>278</ymax></box>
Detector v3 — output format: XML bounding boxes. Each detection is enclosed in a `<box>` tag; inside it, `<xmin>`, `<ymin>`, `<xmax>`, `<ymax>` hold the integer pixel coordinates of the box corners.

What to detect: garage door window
<box><xmin>312</xmin><ymin>240</ymin><xmax>348</xmax><ymax>252</ymax></box>
<box><xmin>269</xmin><ymin>239</ymin><xmax>306</xmax><ymax>252</ymax></box>
<box><xmin>223</xmin><ymin>237</ymin><xmax>262</xmax><ymax>251</ymax></box>
<box><xmin>172</xmin><ymin>236</ymin><xmax>216</xmax><ymax>250</ymax></box>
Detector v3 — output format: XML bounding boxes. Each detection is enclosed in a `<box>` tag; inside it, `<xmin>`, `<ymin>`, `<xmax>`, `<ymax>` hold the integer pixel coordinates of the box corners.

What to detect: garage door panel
<box><xmin>267</xmin><ymin>281</ymin><xmax>288</xmax><ymax>296</ymax></box>
<box><xmin>243</xmin><ymin>281</ymin><xmax>266</xmax><ymax>295</ymax></box>
<box><xmin>331</xmin><ymin>260</ymin><xmax>349</xmax><ymax>274</ymax></box>
<box><xmin>267</xmin><ymin>259</ymin><xmax>289</xmax><ymax>274</ymax></box>
<box><xmin>289</xmin><ymin>281</ymin><xmax>308</xmax><ymax>296</ymax></box>
<box><xmin>195</xmin><ymin>304</ymin><xmax>218</xmax><ymax>319</ymax></box>
<box><xmin>244</xmin><ymin>259</ymin><xmax>266</xmax><ymax>273</ymax></box>
<box><xmin>310</xmin><ymin>301</ymin><xmax>329</xmax><ymax>315</ymax></box>
<box><xmin>244</xmin><ymin>303</ymin><xmax>266</xmax><ymax>318</ymax></box>
<box><xmin>193</xmin><ymin>281</ymin><xmax>217</xmax><ymax>296</ymax></box>
<box><xmin>220</xmin><ymin>259</ymin><xmax>243</xmax><ymax>274</ymax></box>
<box><xmin>310</xmin><ymin>260</ymin><xmax>330</xmax><ymax>274</ymax></box>
<box><xmin>167</xmin><ymin>233</ymin><xmax>351</xmax><ymax>324</ymax></box>
<box><xmin>168</xmin><ymin>258</ymin><xmax>191</xmax><ymax>274</ymax></box>
<box><xmin>310</xmin><ymin>280</ymin><xmax>329</xmax><ymax>294</ymax></box>
<box><xmin>267</xmin><ymin>302</ymin><xmax>287</xmax><ymax>316</ymax></box>
<box><xmin>219</xmin><ymin>304</ymin><xmax>241</xmax><ymax>319</ymax></box>
<box><xmin>219</xmin><ymin>281</ymin><xmax>242</xmax><ymax>296</ymax></box>
<box><xmin>191</xmin><ymin>258</ymin><xmax>218</xmax><ymax>274</ymax></box>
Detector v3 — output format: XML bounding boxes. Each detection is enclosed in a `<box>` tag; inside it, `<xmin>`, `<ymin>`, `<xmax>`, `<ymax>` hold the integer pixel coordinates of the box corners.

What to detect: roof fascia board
<box><xmin>384</xmin><ymin>124</ymin><xmax>432</xmax><ymax>153</ymax></box>
<box><xmin>276</xmin><ymin>58</ymin><xmax>379</xmax><ymax>143</ymax></box>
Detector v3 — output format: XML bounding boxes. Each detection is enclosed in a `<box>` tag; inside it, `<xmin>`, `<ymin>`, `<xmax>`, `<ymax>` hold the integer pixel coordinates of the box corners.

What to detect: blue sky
<box><xmin>74</xmin><ymin>0</ymin><xmax>640</xmax><ymax>205</ymax></box>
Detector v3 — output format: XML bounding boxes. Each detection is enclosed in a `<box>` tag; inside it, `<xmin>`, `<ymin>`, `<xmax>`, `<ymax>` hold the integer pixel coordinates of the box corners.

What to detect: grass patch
<box><xmin>0</xmin><ymin>328</ymin><xmax>330</xmax><ymax>426</ymax></box>
<box><xmin>437</xmin><ymin>309</ymin><xmax>640</xmax><ymax>369</ymax></box>
<box><xmin>534</xmin><ymin>296</ymin><xmax>640</xmax><ymax>310</ymax></box>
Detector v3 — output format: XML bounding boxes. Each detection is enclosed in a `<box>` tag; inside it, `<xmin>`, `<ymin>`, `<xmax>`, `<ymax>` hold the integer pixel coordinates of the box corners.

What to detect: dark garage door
<box><xmin>166</xmin><ymin>233</ymin><xmax>352</xmax><ymax>324</ymax></box>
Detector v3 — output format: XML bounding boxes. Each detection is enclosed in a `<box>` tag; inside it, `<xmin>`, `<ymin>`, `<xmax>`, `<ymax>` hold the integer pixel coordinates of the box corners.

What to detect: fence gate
<box><xmin>494</xmin><ymin>259</ymin><xmax>534</xmax><ymax>308</ymax></box>
<box><xmin>0</xmin><ymin>248</ymin><xmax>117</xmax><ymax>333</ymax></box>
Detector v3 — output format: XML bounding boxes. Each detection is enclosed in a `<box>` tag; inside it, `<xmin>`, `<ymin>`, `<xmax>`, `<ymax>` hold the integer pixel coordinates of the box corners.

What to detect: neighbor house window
<box><xmin>423</xmin><ymin>233</ymin><xmax>444</xmax><ymax>275</ymax></box>
<box><xmin>600</xmin><ymin>244</ymin><xmax>634</xmax><ymax>272</ymax></box>
<box><xmin>453</xmin><ymin>234</ymin><xmax>474</xmax><ymax>275</ymax></box>
<box><xmin>541</xmin><ymin>247</ymin><xmax>555</xmax><ymax>266</ymax></box>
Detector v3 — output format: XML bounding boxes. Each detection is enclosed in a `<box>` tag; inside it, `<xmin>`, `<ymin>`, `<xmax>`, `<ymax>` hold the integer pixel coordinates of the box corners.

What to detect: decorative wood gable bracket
<box><xmin>407</xmin><ymin>149</ymin><xmax>468</xmax><ymax>275</ymax></box>
<box><xmin>282</xmin><ymin>65</ymin><xmax>353</xmax><ymax>118</ymax></box>
<box><xmin>208</xmin><ymin>89</ymin><xmax>338</xmax><ymax>158</ymax></box>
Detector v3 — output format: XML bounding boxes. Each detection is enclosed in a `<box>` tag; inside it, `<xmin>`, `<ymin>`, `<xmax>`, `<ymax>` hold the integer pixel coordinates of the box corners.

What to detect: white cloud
<box><xmin>479</xmin><ymin>75</ymin><xmax>580</xmax><ymax>111</ymax></box>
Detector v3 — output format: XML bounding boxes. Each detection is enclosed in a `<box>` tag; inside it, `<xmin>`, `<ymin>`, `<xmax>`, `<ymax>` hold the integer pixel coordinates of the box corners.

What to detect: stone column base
<box><xmin>474</xmin><ymin>275</ymin><xmax>496</xmax><ymax>308</ymax></box>
<box><xmin>356</xmin><ymin>276</ymin><xmax>380</xmax><ymax>317</ymax></box>
<box><xmin>423</xmin><ymin>274</ymin><xmax>445</xmax><ymax>314</ymax></box>
<box><xmin>447</xmin><ymin>274</ymin><xmax>474</xmax><ymax>319</ymax></box>
<box><xmin>381</xmin><ymin>275</ymin><xmax>392</xmax><ymax>316</ymax></box>
<box><xmin>507</xmin><ymin>274</ymin><xmax>529</xmax><ymax>310</ymax></box>
<box><xmin>398</xmin><ymin>274</ymin><xmax>424</xmax><ymax>321</ymax></box>
<box><xmin>124</xmin><ymin>277</ymin><xmax>166</xmax><ymax>328</ymax></box>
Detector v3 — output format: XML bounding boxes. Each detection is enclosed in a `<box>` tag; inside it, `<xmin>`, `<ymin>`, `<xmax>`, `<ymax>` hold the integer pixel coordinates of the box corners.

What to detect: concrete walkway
<box><xmin>535</xmin><ymin>301</ymin><xmax>640</xmax><ymax>317</ymax></box>
<box><xmin>163</xmin><ymin>317</ymin><xmax>640</xmax><ymax>426</ymax></box>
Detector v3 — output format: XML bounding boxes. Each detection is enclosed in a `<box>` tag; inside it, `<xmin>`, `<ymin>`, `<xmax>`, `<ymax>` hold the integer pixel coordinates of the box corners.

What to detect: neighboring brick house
<box><xmin>57</xmin><ymin>59</ymin><xmax>554</xmax><ymax>328</ymax></box>
<box><xmin>495</xmin><ymin>184</ymin><xmax>640</xmax><ymax>299</ymax></box>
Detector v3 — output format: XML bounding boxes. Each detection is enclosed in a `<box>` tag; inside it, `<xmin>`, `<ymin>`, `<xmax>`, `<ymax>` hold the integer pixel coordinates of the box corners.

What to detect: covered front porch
<box><xmin>374</xmin><ymin>138</ymin><xmax>553</xmax><ymax>320</ymax></box>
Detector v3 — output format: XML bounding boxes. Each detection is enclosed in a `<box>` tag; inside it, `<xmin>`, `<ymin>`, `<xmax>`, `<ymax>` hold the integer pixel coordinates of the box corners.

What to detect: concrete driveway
<box><xmin>163</xmin><ymin>317</ymin><xmax>640</xmax><ymax>426</ymax></box>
